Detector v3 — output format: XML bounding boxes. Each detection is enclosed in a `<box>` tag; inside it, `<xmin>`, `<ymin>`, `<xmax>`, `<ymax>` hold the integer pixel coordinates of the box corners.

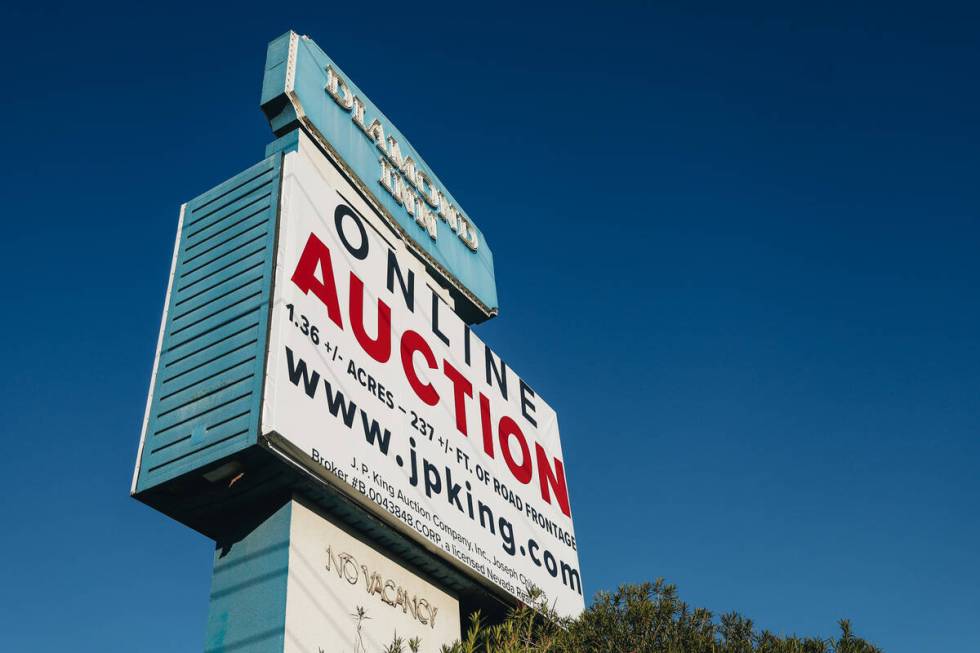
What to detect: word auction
<box><xmin>290</xmin><ymin>205</ymin><xmax>571</xmax><ymax>518</ymax></box>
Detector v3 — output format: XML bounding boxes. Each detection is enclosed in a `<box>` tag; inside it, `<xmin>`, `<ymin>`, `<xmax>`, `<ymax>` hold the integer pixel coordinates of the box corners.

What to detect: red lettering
<box><xmin>349</xmin><ymin>272</ymin><xmax>391</xmax><ymax>363</ymax></box>
<box><xmin>442</xmin><ymin>361</ymin><xmax>472</xmax><ymax>436</ymax></box>
<box><xmin>535</xmin><ymin>443</ymin><xmax>571</xmax><ymax>517</ymax></box>
<box><xmin>498</xmin><ymin>416</ymin><xmax>532</xmax><ymax>484</ymax></box>
<box><xmin>290</xmin><ymin>233</ymin><xmax>343</xmax><ymax>328</ymax></box>
<box><xmin>400</xmin><ymin>330</ymin><xmax>439</xmax><ymax>406</ymax></box>
<box><xmin>479</xmin><ymin>393</ymin><xmax>494</xmax><ymax>458</ymax></box>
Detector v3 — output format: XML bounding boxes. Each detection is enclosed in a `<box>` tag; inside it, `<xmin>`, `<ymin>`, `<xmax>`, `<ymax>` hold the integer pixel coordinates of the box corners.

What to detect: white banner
<box><xmin>263</xmin><ymin>141</ymin><xmax>584</xmax><ymax>617</ymax></box>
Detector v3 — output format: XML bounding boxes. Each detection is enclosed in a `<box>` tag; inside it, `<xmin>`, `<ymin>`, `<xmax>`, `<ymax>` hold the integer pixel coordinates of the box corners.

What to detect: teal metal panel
<box><xmin>264</xmin><ymin>130</ymin><xmax>300</xmax><ymax>158</ymax></box>
<box><xmin>260</xmin><ymin>33</ymin><xmax>299</xmax><ymax>134</ymax></box>
<box><xmin>205</xmin><ymin>502</ymin><xmax>291</xmax><ymax>653</ymax></box>
<box><xmin>261</xmin><ymin>31</ymin><xmax>499</xmax><ymax>314</ymax></box>
<box><xmin>135</xmin><ymin>155</ymin><xmax>282</xmax><ymax>493</ymax></box>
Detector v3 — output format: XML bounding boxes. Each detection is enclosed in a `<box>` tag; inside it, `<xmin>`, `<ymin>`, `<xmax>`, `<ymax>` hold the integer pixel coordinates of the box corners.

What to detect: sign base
<box><xmin>205</xmin><ymin>498</ymin><xmax>462</xmax><ymax>653</ymax></box>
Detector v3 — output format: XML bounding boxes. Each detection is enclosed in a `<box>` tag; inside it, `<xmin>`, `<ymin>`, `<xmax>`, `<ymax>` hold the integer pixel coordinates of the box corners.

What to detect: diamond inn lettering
<box><xmin>261</xmin><ymin>31</ymin><xmax>499</xmax><ymax>317</ymax></box>
<box><xmin>325</xmin><ymin>66</ymin><xmax>479</xmax><ymax>252</ymax></box>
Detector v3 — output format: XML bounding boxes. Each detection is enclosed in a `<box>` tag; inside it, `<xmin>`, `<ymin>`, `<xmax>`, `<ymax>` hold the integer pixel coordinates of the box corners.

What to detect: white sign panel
<box><xmin>262</xmin><ymin>141</ymin><xmax>584</xmax><ymax>617</ymax></box>
<box><xmin>286</xmin><ymin>500</ymin><xmax>461</xmax><ymax>653</ymax></box>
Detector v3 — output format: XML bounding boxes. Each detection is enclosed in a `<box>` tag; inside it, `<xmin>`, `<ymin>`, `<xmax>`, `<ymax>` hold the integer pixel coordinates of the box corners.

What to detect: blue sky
<box><xmin>2</xmin><ymin>2</ymin><xmax>978</xmax><ymax>651</ymax></box>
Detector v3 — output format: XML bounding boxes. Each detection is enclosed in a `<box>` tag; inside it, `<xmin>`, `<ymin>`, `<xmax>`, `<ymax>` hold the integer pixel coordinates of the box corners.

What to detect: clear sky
<box><xmin>2</xmin><ymin>2</ymin><xmax>977</xmax><ymax>651</ymax></box>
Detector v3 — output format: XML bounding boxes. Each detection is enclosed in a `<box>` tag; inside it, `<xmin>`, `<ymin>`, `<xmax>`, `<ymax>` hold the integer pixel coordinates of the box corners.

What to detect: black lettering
<box><xmin>485</xmin><ymin>345</ymin><xmax>508</xmax><ymax>400</ymax></box>
<box><xmin>335</xmin><ymin>204</ymin><xmax>368</xmax><ymax>260</ymax></box>
<box><xmin>359</xmin><ymin>410</ymin><xmax>391</xmax><ymax>454</ymax></box>
<box><xmin>324</xmin><ymin>380</ymin><xmax>358</xmax><ymax>428</ymax></box>
<box><xmin>478</xmin><ymin>501</ymin><xmax>495</xmax><ymax>533</ymax></box>
<box><xmin>386</xmin><ymin>249</ymin><xmax>415</xmax><ymax>311</ymax></box>
<box><xmin>286</xmin><ymin>347</ymin><xmax>319</xmax><ymax>398</ymax></box>
<box><xmin>431</xmin><ymin>290</ymin><xmax>450</xmax><ymax>346</ymax></box>
<box><xmin>519</xmin><ymin>380</ymin><xmax>537</xmax><ymax>427</ymax></box>
<box><xmin>445</xmin><ymin>466</ymin><xmax>463</xmax><ymax>511</ymax></box>
<box><xmin>423</xmin><ymin>460</ymin><xmax>441</xmax><ymax>497</ymax></box>
<box><xmin>560</xmin><ymin>560</ymin><xmax>582</xmax><ymax>595</ymax></box>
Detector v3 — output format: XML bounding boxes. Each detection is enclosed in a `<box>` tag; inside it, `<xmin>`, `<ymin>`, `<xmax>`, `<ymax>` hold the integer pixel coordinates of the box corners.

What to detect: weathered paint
<box><xmin>205</xmin><ymin>502</ymin><xmax>292</xmax><ymax>653</ymax></box>
<box><xmin>133</xmin><ymin>155</ymin><xmax>282</xmax><ymax>492</ymax></box>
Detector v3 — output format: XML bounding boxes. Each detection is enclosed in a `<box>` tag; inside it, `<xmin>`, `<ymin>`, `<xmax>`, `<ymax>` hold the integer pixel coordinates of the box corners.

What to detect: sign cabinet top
<box><xmin>261</xmin><ymin>31</ymin><xmax>498</xmax><ymax>319</ymax></box>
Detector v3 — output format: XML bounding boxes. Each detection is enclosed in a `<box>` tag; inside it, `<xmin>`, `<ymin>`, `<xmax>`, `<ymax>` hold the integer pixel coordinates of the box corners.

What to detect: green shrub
<box><xmin>386</xmin><ymin>580</ymin><xmax>883</xmax><ymax>653</ymax></box>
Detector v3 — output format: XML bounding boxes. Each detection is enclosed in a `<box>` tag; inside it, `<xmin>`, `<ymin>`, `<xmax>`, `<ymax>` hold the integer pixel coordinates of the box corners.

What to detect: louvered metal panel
<box><xmin>134</xmin><ymin>155</ymin><xmax>282</xmax><ymax>492</ymax></box>
<box><xmin>132</xmin><ymin>136</ymin><xmax>510</xmax><ymax>628</ymax></box>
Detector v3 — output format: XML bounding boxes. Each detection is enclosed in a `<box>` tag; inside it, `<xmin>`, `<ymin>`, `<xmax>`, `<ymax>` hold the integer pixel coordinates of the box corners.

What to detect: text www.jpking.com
<box><xmin>282</xmin><ymin>344</ymin><xmax>582</xmax><ymax>600</ymax></box>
